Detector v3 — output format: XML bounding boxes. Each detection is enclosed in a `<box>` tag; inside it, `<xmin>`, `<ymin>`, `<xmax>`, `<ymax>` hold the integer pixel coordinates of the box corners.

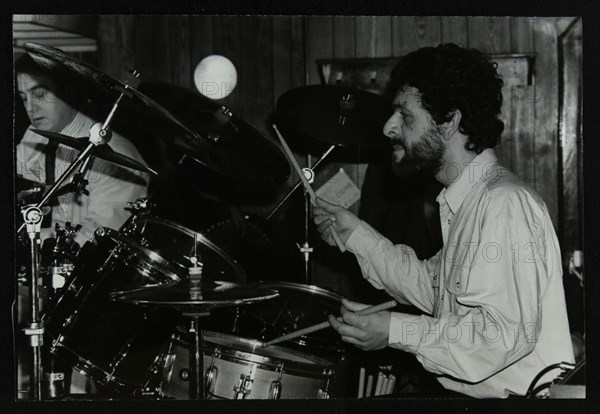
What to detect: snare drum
<box><xmin>210</xmin><ymin>282</ymin><xmax>347</xmax><ymax>359</ymax></box>
<box><xmin>44</xmin><ymin>227</ymin><xmax>183</xmax><ymax>394</ymax></box>
<box><xmin>161</xmin><ymin>332</ymin><xmax>334</xmax><ymax>399</ymax></box>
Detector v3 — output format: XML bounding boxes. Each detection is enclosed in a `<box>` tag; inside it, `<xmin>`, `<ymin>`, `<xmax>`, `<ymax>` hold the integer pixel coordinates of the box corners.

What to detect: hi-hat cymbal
<box><xmin>137</xmin><ymin>82</ymin><xmax>290</xmax><ymax>189</ymax></box>
<box><xmin>276</xmin><ymin>85</ymin><xmax>392</xmax><ymax>150</ymax></box>
<box><xmin>23</xmin><ymin>42</ymin><xmax>206</xmax><ymax>151</ymax></box>
<box><xmin>111</xmin><ymin>279</ymin><xmax>279</xmax><ymax>312</ymax></box>
<box><xmin>31</xmin><ymin>129</ymin><xmax>157</xmax><ymax>175</ymax></box>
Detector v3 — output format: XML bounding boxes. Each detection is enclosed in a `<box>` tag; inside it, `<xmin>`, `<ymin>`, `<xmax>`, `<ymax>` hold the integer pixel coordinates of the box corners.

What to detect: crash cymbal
<box><xmin>31</xmin><ymin>129</ymin><xmax>157</xmax><ymax>175</ymax></box>
<box><xmin>111</xmin><ymin>279</ymin><xmax>279</xmax><ymax>312</ymax></box>
<box><xmin>23</xmin><ymin>42</ymin><xmax>206</xmax><ymax>151</ymax></box>
<box><xmin>276</xmin><ymin>85</ymin><xmax>392</xmax><ymax>150</ymax></box>
<box><xmin>137</xmin><ymin>82</ymin><xmax>290</xmax><ymax>188</ymax></box>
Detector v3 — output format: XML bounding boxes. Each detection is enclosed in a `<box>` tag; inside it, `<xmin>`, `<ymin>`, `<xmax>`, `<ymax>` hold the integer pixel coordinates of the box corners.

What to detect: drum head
<box><xmin>209</xmin><ymin>282</ymin><xmax>347</xmax><ymax>357</ymax></box>
<box><xmin>203</xmin><ymin>331</ymin><xmax>332</xmax><ymax>368</ymax></box>
<box><xmin>122</xmin><ymin>214</ymin><xmax>246</xmax><ymax>283</ymax></box>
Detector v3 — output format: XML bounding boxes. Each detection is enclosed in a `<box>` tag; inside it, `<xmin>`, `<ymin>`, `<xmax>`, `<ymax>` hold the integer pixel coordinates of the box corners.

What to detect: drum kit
<box><xmin>15</xmin><ymin>42</ymin><xmax>393</xmax><ymax>401</ymax></box>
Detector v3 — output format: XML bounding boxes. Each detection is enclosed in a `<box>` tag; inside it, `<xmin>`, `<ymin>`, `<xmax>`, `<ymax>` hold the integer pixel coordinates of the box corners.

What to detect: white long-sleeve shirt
<box><xmin>16</xmin><ymin>111</ymin><xmax>149</xmax><ymax>245</ymax></box>
<box><xmin>346</xmin><ymin>149</ymin><xmax>574</xmax><ymax>398</ymax></box>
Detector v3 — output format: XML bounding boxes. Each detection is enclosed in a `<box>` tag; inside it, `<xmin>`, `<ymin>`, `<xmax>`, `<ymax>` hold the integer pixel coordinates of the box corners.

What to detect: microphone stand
<box><xmin>17</xmin><ymin>70</ymin><xmax>140</xmax><ymax>400</ymax></box>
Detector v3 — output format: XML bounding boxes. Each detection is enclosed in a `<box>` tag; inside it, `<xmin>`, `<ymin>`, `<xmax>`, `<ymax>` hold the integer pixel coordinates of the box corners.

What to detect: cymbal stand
<box><xmin>20</xmin><ymin>206</ymin><xmax>44</xmax><ymax>400</ymax></box>
<box><xmin>266</xmin><ymin>145</ymin><xmax>336</xmax><ymax>283</ymax></box>
<box><xmin>16</xmin><ymin>71</ymin><xmax>140</xmax><ymax>400</ymax></box>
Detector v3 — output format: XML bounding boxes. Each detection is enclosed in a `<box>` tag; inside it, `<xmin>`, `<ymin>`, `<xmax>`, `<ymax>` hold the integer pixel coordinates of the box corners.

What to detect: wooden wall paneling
<box><xmin>509</xmin><ymin>85</ymin><xmax>536</xmax><ymax>188</ymax></box>
<box><xmin>441</xmin><ymin>16</ymin><xmax>468</xmax><ymax>47</ymax></box>
<box><xmin>510</xmin><ymin>17</ymin><xmax>535</xmax><ymax>54</ymax></box>
<box><xmin>240</xmin><ymin>16</ymin><xmax>274</xmax><ymax>134</ymax></box>
<box><xmin>355</xmin><ymin>16</ymin><xmax>392</xmax><ymax>58</ymax></box>
<box><xmin>289</xmin><ymin>16</ymin><xmax>306</xmax><ymax>87</ymax></box>
<box><xmin>559</xmin><ymin>19</ymin><xmax>583</xmax><ymax>259</ymax></box>
<box><xmin>150</xmin><ymin>15</ymin><xmax>172</xmax><ymax>84</ymax></box>
<box><xmin>168</xmin><ymin>15</ymin><xmax>191</xmax><ymax>88</ymax></box>
<box><xmin>272</xmin><ymin>16</ymin><xmax>294</xmax><ymax>104</ymax></box>
<box><xmin>533</xmin><ymin>18</ymin><xmax>559</xmax><ymax>227</ymax></box>
<box><xmin>391</xmin><ymin>16</ymin><xmax>442</xmax><ymax>56</ymax></box>
<box><xmin>133</xmin><ymin>16</ymin><xmax>156</xmax><ymax>82</ymax></box>
<box><xmin>306</xmin><ymin>16</ymin><xmax>334</xmax><ymax>84</ymax></box>
<box><xmin>212</xmin><ymin>16</ymin><xmax>244</xmax><ymax>116</ymax></box>
<box><xmin>333</xmin><ymin>16</ymin><xmax>356</xmax><ymax>58</ymax></box>
<box><xmin>494</xmin><ymin>57</ymin><xmax>532</xmax><ymax>172</ymax></box>
<box><xmin>189</xmin><ymin>15</ymin><xmax>214</xmax><ymax>85</ymax></box>
<box><xmin>96</xmin><ymin>16</ymin><xmax>119</xmax><ymax>76</ymax></box>
<box><xmin>467</xmin><ymin>17</ymin><xmax>511</xmax><ymax>53</ymax></box>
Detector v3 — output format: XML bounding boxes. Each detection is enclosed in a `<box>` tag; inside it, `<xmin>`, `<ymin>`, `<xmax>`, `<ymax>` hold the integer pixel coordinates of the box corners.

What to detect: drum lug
<box><xmin>204</xmin><ymin>366</ymin><xmax>218</xmax><ymax>397</ymax></box>
<box><xmin>269</xmin><ymin>380</ymin><xmax>282</xmax><ymax>399</ymax></box>
<box><xmin>317</xmin><ymin>389</ymin><xmax>330</xmax><ymax>399</ymax></box>
<box><xmin>233</xmin><ymin>366</ymin><xmax>256</xmax><ymax>399</ymax></box>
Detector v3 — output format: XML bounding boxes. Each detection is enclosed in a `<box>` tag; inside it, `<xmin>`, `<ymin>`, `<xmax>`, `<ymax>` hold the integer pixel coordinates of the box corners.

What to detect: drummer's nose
<box><xmin>383</xmin><ymin>112</ymin><xmax>401</xmax><ymax>139</ymax></box>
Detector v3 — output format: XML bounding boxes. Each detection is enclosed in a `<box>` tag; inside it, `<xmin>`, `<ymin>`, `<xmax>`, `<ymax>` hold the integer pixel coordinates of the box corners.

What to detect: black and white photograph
<box><xmin>5</xmin><ymin>8</ymin><xmax>596</xmax><ymax>410</ymax></box>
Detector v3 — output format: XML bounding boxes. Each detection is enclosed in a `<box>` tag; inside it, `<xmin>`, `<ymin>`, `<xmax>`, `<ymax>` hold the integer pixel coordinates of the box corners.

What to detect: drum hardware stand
<box><xmin>266</xmin><ymin>145</ymin><xmax>336</xmax><ymax>284</ymax></box>
<box><xmin>16</xmin><ymin>70</ymin><xmax>141</xmax><ymax>400</ymax></box>
<box><xmin>20</xmin><ymin>205</ymin><xmax>45</xmax><ymax>400</ymax></box>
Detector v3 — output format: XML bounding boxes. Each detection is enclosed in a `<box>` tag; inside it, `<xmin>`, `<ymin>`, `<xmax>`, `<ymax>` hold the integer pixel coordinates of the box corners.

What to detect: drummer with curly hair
<box><xmin>313</xmin><ymin>43</ymin><xmax>574</xmax><ymax>398</ymax></box>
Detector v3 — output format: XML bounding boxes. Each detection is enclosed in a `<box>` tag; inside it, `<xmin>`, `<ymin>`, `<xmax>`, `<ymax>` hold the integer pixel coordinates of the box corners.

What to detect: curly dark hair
<box><xmin>388</xmin><ymin>43</ymin><xmax>504</xmax><ymax>153</ymax></box>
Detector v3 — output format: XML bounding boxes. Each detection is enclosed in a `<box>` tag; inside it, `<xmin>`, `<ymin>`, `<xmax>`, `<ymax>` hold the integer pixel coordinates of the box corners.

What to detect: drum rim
<box><xmin>251</xmin><ymin>281</ymin><xmax>342</xmax><ymax>303</ymax></box>
<box><xmin>98</xmin><ymin>227</ymin><xmax>181</xmax><ymax>281</ymax></box>
<box><xmin>203</xmin><ymin>331</ymin><xmax>334</xmax><ymax>369</ymax></box>
<box><xmin>126</xmin><ymin>214</ymin><xmax>247</xmax><ymax>283</ymax></box>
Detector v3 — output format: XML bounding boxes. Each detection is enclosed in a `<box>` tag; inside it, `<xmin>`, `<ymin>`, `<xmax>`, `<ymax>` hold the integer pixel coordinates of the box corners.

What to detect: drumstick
<box><xmin>272</xmin><ymin>124</ymin><xmax>346</xmax><ymax>253</ymax></box>
<box><xmin>365</xmin><ymin>375</ymin><xmax>374</xmax><ymax>397</ymax></box>
<box><xmin>358</xmin><ymin>367</ymin><xmax>366</xmax><ymax>398</ymax></box>
<box><xmin>263</xmin><ymin>300</ymin><xmax>396</xmax><ymax>346</ymax></box>
<box><xmin>374</xmin><ymin>372</ymin><xmax>384</xmax><ymax>396</ymax></box>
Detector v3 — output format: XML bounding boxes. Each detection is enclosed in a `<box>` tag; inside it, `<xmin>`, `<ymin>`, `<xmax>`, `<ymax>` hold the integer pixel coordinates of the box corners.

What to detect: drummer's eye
<box><xmin>33</xmin><ymin>89</ymin><xmax>47</xmax><ymax>100</ymax></box>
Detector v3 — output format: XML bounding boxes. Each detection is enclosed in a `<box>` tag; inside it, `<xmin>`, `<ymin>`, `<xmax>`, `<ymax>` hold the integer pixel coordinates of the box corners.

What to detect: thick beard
<box><xmin>392</xmin><ymin>125</ymin><xmax>445</xmax><ymax>176</ymax></box>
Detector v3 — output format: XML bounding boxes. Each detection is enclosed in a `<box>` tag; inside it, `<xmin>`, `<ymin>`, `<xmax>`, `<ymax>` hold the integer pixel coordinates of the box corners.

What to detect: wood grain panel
<box><xmin>467</xmin><ymin>17</ymin><xmax>511</xmax><ymax>54</ymax></box>
<box><xmin>333</xmin><ymin>16</ymin><xmax>356</xmax><ymax>58</ymax></box>
<box><xmin>272</xmin><ymin>16</ymin><xmax>293</xmax><ymax>103</ymax></box>
<box><xmin>212</xmin><ymin>15</ymin><xmax>244</xmax><ymax>115</ymax></box>
<box><xmin>559</xmin><ymin>19</ymin><xmax>583</xmax><ymax>258</ymax></box>
<box><xmin>306</xmin><ymin>16</ymin><xmax>333</xmax><ymax>84</ymax></box>
<box><xmin>510</xmin><ymin>17</ymin><xmax>535</xmax><ymax>54</ymax></box>
<box><xmin>150</xmin><ymin>16</ymin><xmax>172</xmax><ymax>83</ymax></box>
<box><xmin>392</xmin><ymin>16</ymin><xmax>442</xmax><ymax>56</ymax></box>
<box><xmin>168</xmin><ymin>16</ymin><xmax>191</xmax><ymax>88</ymax></box>
<box><xmin>189</xmin><ymin>14</ymin><xmax>214</xmax><ymax>82</ymax></box>
<box><xmin>533</xmin><ymin>18</ymin><xmax>559</xmax><ymax>227</ymax></box>
<box><xmin>356</xmin><ymin>16</ymin><xmax>392</xmax><ymax>57</ymax></box>
<box><xmin>290</xmin><ymin>16</ymin><xmax>306</xmax><ymax>87</ymax></box>
<box><xmin>133</xmin><ymin>16</ymin><xmax>156</xmax><ymax>81</ymax></box>
<box><xmin>241</xmin><ymin>16</ymin><xmax>274</xmax><ymax>134</ymax></box>
<box><xmin>441</xmin><ymin>16</ymin><xmax>468</xmax><ymax>47</ymax></box>
<box><xmin>510</xmin><ymin>85</ymin><xmax>536</xmax><ymax>187</ymax></box>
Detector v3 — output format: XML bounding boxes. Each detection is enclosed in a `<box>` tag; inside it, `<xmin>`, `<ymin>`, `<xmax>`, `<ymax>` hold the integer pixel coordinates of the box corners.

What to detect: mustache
<box><xmin>390</xmin><ymin>138</ymin><xmax>404</xmax><ymax>147</ymax></box>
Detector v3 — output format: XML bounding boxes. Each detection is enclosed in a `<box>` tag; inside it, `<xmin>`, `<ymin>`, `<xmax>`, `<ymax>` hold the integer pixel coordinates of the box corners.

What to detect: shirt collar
<box><xmin>60</xmin><ymin>111</ymin><xmax>87</xmax><ymax>137</ymax></box>
<box><xmin>437</xmin><ymin>148</ymin><xmax>498</xmax><ymax>214</ymax></box>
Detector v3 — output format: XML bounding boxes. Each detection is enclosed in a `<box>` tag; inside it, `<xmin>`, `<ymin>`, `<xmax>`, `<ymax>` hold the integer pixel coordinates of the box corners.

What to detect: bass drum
<box><xmin>44</xmin><ymin>227</ymin><xmax>182</xmax><ymax>395</ymax></box>
<box><xmin>209</xmin><ymin>282</ymin><xmax>348</xmax><ymax>361</ymax></box>
<box><xmin>122</xmin><ymin>214</ymin><xmax>246</xmax><ymax>283</ymax></box>
<box><xmin>160</xmin><ymin>331</ymin><xmax>335</xmax><ymax>399</ymax></box>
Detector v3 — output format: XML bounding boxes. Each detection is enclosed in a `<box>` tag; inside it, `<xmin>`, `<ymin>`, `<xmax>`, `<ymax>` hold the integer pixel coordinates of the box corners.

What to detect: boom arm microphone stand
<box><xmin>17</xmin><ymin>70</ymin><xmax>140</xmax><ymax>400</ymax></box>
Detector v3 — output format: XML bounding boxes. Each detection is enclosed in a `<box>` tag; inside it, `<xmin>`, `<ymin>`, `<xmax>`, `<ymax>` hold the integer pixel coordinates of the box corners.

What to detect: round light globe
<box><xmin>193</xmin><ymin>55</ymin><xmax>237</xmax><ymax>100</ymax></box>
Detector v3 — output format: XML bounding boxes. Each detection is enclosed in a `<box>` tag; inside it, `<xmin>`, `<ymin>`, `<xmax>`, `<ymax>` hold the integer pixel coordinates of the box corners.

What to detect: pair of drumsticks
<box><xmin>263</xmin><ymin>299</ymin><xmax>396</xmax><ymax>347</ymax></box>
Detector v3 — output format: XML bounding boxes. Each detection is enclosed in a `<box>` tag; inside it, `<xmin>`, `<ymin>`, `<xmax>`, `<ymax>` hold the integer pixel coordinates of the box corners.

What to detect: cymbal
<box><xmin>23</xmin><ymin>42</ymin><xmax>205</xmax><ymax>151</ymax></box>
<box><xmin>276</xmin><ymin>85</ymin><xmax>392</xmax><ymax>150</ymax></box>
<box><xmin>137</xmin><ymin>82</ymin><xmax>290</xmax><ymax>188</ymax></box>
<box><xmin>31</xmin><ymin>129</ymin><xmax>157</xmax><ymax>175</ymax></box>
<box><xmin>111</xmin><ymin>279</ymin><xmax>279</xmax><ymax>312</ymax></box>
